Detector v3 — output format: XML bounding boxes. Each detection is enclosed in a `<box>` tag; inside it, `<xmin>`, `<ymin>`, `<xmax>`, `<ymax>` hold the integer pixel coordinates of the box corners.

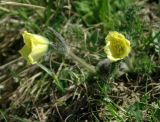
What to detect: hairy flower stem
<box><xmin>67</xmin><ymin>50</ymin><xmax>96</xmax><ymax>74</ymax></box>
<box><xmin>46</xmin><ymin>28</ymin><xmax>96</xmax><ymax>74</ymax></box>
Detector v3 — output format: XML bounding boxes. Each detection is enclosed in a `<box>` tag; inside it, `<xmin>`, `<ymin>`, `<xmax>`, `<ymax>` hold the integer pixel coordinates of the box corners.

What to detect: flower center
<box><xmin>110</xmin><ymin>40</ymin><xmax>125</xmax><ymax>58</ymax></box>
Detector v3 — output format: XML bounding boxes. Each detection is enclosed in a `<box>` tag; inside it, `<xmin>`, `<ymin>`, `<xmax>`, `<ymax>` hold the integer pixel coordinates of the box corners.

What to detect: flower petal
<box><xmin>28</xmin><ymin>41</ymin><xmax>48</xmax><ymax>64</ymax></box>
<box><xmin>19</xmin><ymin>45</ymin><xmax>31</xmax><ymax>64</ymax></box>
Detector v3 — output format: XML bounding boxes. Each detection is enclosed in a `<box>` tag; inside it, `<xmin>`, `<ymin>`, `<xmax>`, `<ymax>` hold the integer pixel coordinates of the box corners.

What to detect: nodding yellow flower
<box><xmin>104</xmin><ymin>31</ymin><xmax>131</xmax><ymax>62</ymax></box>
<box><xmin>19</xmin><ymin>31</ymin><xmax>49</xmax><ymax>64</ymax></box>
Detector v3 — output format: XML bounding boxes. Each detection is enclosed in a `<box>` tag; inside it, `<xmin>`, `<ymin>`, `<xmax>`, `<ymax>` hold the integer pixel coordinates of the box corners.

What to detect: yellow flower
<box><xmin>104</xmin><ymin>31</ymin><xmax>131</xmax><ymax>62</ymax></box>
<box><xmin>19</xmin><ymin>31</ymin><xmax>49</xmax><ymax>64</ymax></box>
